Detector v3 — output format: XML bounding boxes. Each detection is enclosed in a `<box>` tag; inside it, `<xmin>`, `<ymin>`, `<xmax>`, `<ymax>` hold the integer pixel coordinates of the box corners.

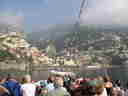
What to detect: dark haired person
<box><xmin>2</xmin><ymin>74</ymin><xmax>22</xmax><ymax>96</ymax></box>
<box><xmin>81</xmin><ymin>80</ymin><xmax>107</xmax><ymax>96</ymax></box>
<box><xmin>48</xmin><ymin>75</ymin><xmax>70</xmax><ymax>96</ymax></box>
<box><xmin>21</xmin><ymin>74</ymin><xmax>36</xmax><ymax>96</ymax></box>
<box><xmin>46</xmin><ymin>75</ymin><xmax>55</xmax><ymax>92</ymax></box>
<box><xmin>103</xmin><ymin>76</ymin><xmax>113</xmax><ymax>96</ymax></box>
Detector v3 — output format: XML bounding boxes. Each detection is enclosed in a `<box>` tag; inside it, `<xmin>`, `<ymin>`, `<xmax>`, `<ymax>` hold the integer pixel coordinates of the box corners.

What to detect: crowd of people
<box><xmin>0</xmin><ymin>73</ymin><xmax>128</xmax><ymax>96</ymax></box>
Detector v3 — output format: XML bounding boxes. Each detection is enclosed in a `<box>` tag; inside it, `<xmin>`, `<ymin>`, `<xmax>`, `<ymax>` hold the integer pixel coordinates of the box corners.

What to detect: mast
<box><xmin>74</xmin><ymin>0</ymin><xmax>87</xmax><ymax>44</ymax></box>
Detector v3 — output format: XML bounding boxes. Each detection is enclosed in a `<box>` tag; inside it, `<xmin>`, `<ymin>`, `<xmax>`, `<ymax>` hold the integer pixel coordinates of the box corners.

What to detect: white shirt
<box><xmin>21</xmin><ymin>83</ymin><xmax>36</xmax><ymax>96</ymax></box>
<box><xmin>46</xmin><ymin>83</ymin><xmax>54</xmax><ymax>92</ymax></box>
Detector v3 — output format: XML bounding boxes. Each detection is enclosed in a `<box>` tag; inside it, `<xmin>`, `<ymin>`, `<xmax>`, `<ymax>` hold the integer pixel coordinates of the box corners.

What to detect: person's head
<box><xmin>103</xmin><ymin>76</ymin><xmax>111</xmax><ymax>82</ymax></box>
<box><xmin>47</xmin><ymin>75</ymin><xmax>55</xmax><ymax>83</ymax></box>
<box><xmin>21</xmin><ymin>74</ymin><xmax>31</xmax><ymax>84</ymax></box>
<box><xmin>82</xmin><ymin>80</ymin><xmax>104</xmax><ymax>96</ymax></box>
<box><xmin>6</xmin><ymin>73</ymin><xmax>14</xmax><ymax>80</ymax></box>
<box><xmin>40</xmin><ymin>88</ymin><xmax>48</xmax><ymax>95</ymax></box>
<box><xmin>97</xmin><ymin>76</ymin><xmax>104</xmax><ymax>82</ymax></box>
<box><xmin>0</xmin><ymin>75</ymin><xmax>6</xmax><ymax>84</ymax></box>
<box><xmin>111</xmin><ymin>87</ymin><xmax>121</xmax><ymax>96</ymax></box>
<box><xmin>54</xmin><ymin>75</ymin><xmax>64</xmax><ymax>88</ymax></box>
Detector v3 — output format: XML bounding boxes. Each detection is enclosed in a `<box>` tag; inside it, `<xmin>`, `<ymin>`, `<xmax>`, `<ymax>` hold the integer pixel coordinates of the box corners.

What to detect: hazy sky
<box><xmin>80</xmin><ymin>0</ymin><xmax>128</xmax><ymax>26</ymax></box>
<box><xmin>0</xmin><ymin>0</ymin><xmax>82</xmax><ymax>32</ymax></box>
<box><xmin>0</xmin><ymin>0</ymin><xmax>128</xmax><ymax>32</ymax></box>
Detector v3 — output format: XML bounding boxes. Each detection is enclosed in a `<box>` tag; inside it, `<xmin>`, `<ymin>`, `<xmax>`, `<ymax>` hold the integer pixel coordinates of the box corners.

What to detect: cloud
<box><xmin>0</xmin><ymin>11</ymin><xmax>24</xmax><ymax>32</ymax></box>
<box><xmin>0</xmin><ymin>11</ymin><xmax>24</xmax><ymax>25</ymax></box>
<box><xmin>80</xmin><ymin>0</ymin><xmax>128</xmax><ymax>26</ymax></box>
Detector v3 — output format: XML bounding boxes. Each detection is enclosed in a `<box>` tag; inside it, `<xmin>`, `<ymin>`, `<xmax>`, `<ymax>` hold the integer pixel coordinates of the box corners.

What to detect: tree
<box><xmin>0</xmin><ymin>50</ymin><xmax>15</xmax><ymax>61</ymax></box>
<box><xmin>46</xmin><ymin>41</ymin><xmax>56</xmax><ymax>58</ymax></box>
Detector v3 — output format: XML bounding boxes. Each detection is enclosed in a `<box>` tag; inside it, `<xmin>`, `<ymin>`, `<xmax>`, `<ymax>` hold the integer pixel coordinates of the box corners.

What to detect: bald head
<box><xmin>22</xmin><ymin>74</ymin><xmax>31</xmax><ymax>83</ymax></box>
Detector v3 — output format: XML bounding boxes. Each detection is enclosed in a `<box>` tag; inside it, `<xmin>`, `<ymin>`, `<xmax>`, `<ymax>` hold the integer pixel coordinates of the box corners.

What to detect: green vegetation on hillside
<box><xmin>0</xmin><ymin>50</ymin><xmax>15</xmax><ymax>61</ymax></box>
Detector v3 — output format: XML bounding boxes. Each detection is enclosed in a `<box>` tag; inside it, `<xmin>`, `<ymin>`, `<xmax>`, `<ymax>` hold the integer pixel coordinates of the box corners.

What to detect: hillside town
<box><xmin>1</xmin><ymin>30</ymin><xmax>128</xmax><ymax>69</ymax></box>
<box><xmin>0</xmin><ymin>31</ymin><xmax>83</xmax><ymax>67</ymax></box>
